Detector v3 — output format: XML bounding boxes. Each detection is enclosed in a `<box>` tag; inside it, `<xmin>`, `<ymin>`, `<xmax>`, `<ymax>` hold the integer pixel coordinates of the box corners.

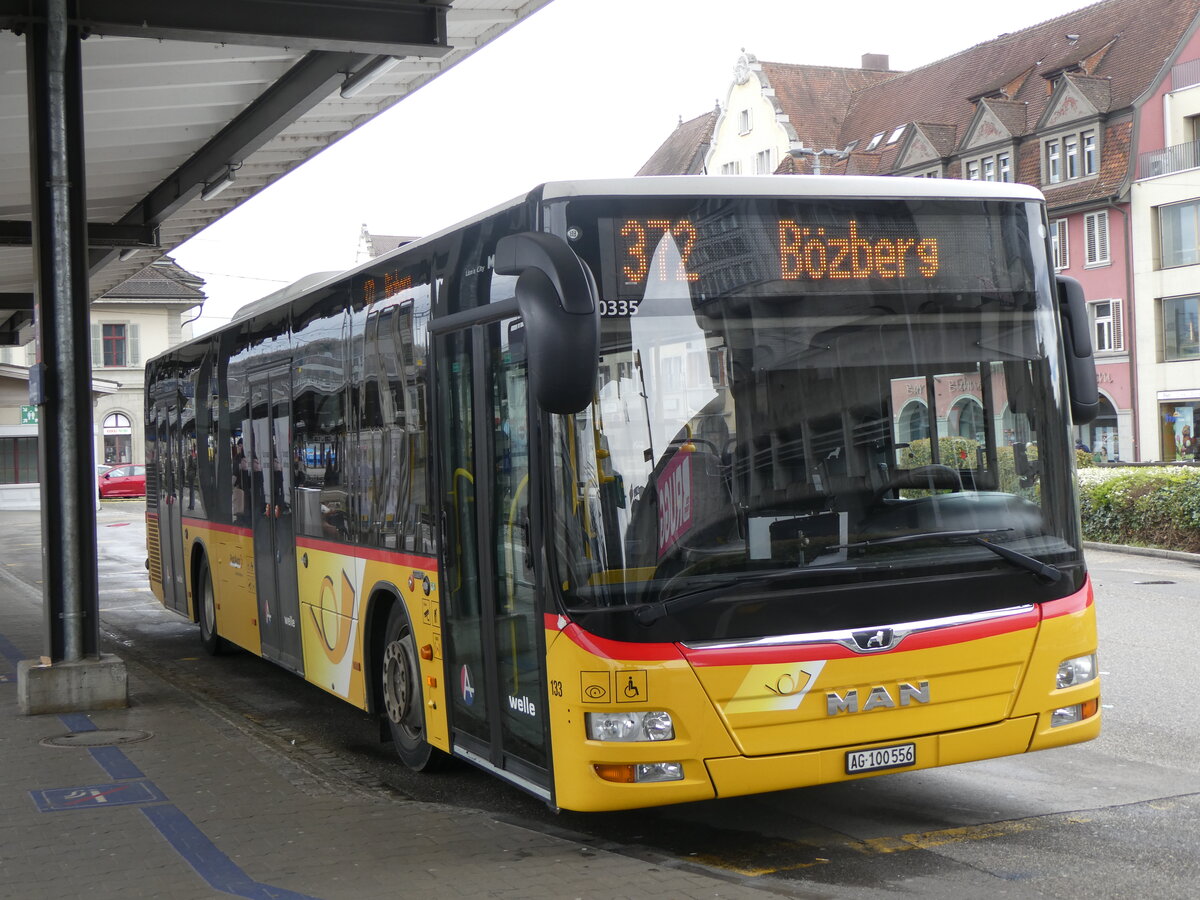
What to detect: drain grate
<box><xmin>41</xmin><ymin>729</ymin><xmax>153</xmax><ymax>748</ymax></box>
<box><xmin>1133</xmin><ymin>580</ymin><xmax>1176</xmax><ymax>585</ymax></box>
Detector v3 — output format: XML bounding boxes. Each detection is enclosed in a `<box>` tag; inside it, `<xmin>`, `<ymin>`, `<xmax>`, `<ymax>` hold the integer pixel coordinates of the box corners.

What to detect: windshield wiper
<box><xmin>839</xmin><ymin>528</ymin><xmax>1062</xmax><ymax>583</ymax></box>
<box><xmin>837</xmin><ymin>527</ymin><xmax>1013</xmax><ymax>549</ymax></box>
<box><xmin>971</xmin><ymin>536</ymin><xmax>1063</xmax><ymax>583</ymax></box>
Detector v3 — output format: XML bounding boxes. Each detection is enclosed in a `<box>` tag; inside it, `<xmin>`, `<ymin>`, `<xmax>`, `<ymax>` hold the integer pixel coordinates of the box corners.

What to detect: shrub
<box><xmin>1077</xmin><ymin>466</ymin><xmax>1200</xmax><ymax>553</ymax></box>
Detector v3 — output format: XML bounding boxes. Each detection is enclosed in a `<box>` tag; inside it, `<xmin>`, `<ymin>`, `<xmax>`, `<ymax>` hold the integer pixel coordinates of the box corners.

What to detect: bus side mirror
<box><xmin>1055</xmin><ymin>274</ymin><xmax>1099</xmax><ymax>425</ymax></box>
<box><xmin>495</xmin><ymin>231</ymin><xmax>599</xmax><ymax>415</ymax></box>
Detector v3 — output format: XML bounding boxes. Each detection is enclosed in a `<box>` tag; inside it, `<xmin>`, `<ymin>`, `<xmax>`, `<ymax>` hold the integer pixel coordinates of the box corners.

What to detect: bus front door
<box><xmin>155</xmin><ymin>399</ymin><xmax>188</xmax><ymax>616</ymax></box>
<box><xmin>436</xmin><ymin>318</ymin><xmax>550</xmax><ymax>800</ymax></box>
<box><xmin>247</xmin><ymin>365</ymin><xmax>304</xmax><ymax>674</ymax></box>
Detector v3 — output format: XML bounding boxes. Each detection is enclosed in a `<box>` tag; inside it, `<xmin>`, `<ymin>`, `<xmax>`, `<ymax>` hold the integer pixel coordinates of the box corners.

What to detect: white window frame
<box><xmin>1051</xmin><ymin>218</ymin><xmax>1070</xmax><ymax>270</ymax></box>
<box><xmin>965</xmin><ymin>160</ymin><xmax>980</xmax><ymax>180</ymax></box>
<box><xmin>738</xmin><ymin>109</ymin><xmax>752</xmax><ymax>135</ymax></box>
<box><xmin>865</xmin><ymin>131</ymin><xmax>885</xmax><ymax>150</ymax></box>
<box><xmin>1046</xmin><ymin>139</ymin><xmax>1061</xmax><ymax>184</ymax></box>
<box><xmin>754</xmin><ymin>149</ymin><xmax>773</xmax><ymax>174</ymax></box>
<box><xmin>1085</xmin><ymin>210</ymin><xmax>1110</xmax><ymax>267</ymax></box>
<box><xmin>1089</xmin><ymin>298</ymin><xmax>1123</xmax><ymax>352</ymax></box>
<box><xmin>1082</xmin><ymin>130</ymin><xmax>1097</xmax><ymax>175</ymax></box>
<box><xmin>720</xmin><ymin>160</ymin><xmax>742</xmax><ymax>175</ymax></box>
<box><xmin>998</xmin><ymin>152</ymin><xmax>1011</xmax><ymax>182</ymax></box>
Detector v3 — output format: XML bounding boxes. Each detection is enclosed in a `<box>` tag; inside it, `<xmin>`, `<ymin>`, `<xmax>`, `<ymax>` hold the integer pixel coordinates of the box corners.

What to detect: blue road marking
<box><xmin>142</xmin><ymin>805</ymin><xmax>320</xmax><ymax>900</ymax></box>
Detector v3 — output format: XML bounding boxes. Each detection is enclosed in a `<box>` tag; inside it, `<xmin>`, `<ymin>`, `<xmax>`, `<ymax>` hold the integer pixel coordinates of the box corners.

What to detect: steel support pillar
<box><xmin>18</xmin><ymin>0</ymin><xmax>127</xmax><ymax>713</ymax></box>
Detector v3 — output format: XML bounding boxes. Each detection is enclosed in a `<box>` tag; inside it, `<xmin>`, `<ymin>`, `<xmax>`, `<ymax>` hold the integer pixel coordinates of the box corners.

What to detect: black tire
<box><xmin>381</xmin><ymin>602</ymin><xmax>447</xmax><ymax>771</ymax></box>
<box><xmin>197</xmin><ymin>557</ymin><xmax>230</xmax><ymax>656</ymax></box>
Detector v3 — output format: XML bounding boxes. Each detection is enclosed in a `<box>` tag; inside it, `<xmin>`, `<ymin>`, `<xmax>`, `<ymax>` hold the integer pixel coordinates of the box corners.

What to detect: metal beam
<box><xmin>0</xmin><ymin>293</ymin><xmax>34</xmax><ymax>309</ymax></box>
<box><xmin>0</xmin><ymin>220</ymin><xmax>157</xmax><ymax>248</ymax></box>
<box><xmin>89</xmin><ymin>49</ymin><xmax>367</xmax><ymax>274</ymax></box>
<box><xmin>0</xmin><ymin>0</ymin><xmax>451</xmax><ymax>57</ymax></box>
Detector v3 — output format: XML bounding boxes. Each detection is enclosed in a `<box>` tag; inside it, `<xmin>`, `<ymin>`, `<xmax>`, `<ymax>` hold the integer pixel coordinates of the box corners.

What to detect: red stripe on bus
<box><xmin>294</xmin><ymin>535</ymin><xmax>435</xmax><ymax>570</ymax></box>
<box><xmin>1039</xmin><ymin>579</ymin><xmax>1093</xmax><ymax>619</ymax></box>
<box><xmin>682</xmin><ymin>605</ymin><xmax>1043</xmax><ymax>667</ymax></box>
<box><xmin>548</xmin><ymin>585</ymin><xmax>1091</xmax><ymax>667</ymax></box>
<box><xmin>181</xmin><ymin>517</ymin><xmax>249</xmax><ymax>537</ymax></box>
<box><xmin>551</xmin><ymin>618</ymin><xmax>681</xmax><ymax>663</ymax></box>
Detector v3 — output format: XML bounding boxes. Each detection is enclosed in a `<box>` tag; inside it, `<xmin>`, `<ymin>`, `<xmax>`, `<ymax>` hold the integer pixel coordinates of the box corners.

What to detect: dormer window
<box><xmin>961</xmin><ymin>149</ymin><xmax>1013</xmax><ymax>182</ymax></box>
<box><xmin>887</xmin><ymin>125</ymin><xmax>906</xmax><ymax>144</ymax></box>
<box><xmin>1043</xmin><ymin>127</ymin><xmax>1098</xmax><ymax>185</ymax></box>
<box><xmin>865</xmin><ymin>132</ymin><xmax>885</xmax><ymax>150</ymax></box>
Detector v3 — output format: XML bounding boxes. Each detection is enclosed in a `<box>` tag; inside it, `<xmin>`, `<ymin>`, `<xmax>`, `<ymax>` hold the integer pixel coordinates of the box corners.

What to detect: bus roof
<box><xmin>538</xmin><ymin>175</ymin><xmax>1046</xmax><ymax>204</ymax></box>
<box><xmin>212</xmin><ymin>175</ymin><xmax>1043</xmax><ymax>333</ymax></box>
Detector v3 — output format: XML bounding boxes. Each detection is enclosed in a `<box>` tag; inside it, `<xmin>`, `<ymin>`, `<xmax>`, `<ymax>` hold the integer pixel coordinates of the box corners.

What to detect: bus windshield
<box><xmin>550</xmin><ymin>196</ymin><xmax>1080</xmax><ymax>639</ymax></box>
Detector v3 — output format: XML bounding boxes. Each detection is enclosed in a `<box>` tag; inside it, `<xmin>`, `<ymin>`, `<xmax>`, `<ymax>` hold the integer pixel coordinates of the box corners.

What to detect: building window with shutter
<box><xmin>1085</xmin><ymin>211</ymin><xmax>1110</xmax><ymax>266</ymax></box>
<box><xmin>1051</xmin><ymin>219</ymin><xmax>1069</xmax><ymax>270</ymax></box>
<box><xmin>92</xmin><ymin>322</ymin><xmax>140</xmax><ymax>367</ymax></box>
<box><xmin>1089</xmin><ymin>299</ymin><xmax>1123</xmax><ymax>352</ymax></box>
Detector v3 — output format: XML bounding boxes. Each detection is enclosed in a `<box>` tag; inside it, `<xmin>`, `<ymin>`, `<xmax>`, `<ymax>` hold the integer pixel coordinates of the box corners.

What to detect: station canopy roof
<box><xmin>0</xmin><ymin>0</ymin><xmax>552</xmax><ymax>343</ymax></box>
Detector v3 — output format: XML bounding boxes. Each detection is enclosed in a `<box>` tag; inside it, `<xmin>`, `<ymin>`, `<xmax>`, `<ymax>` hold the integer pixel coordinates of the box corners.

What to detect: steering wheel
<box><xmin>874</xmin><ymin>464</ymin><xmax>964</xmax><ymax>503</ymax></box>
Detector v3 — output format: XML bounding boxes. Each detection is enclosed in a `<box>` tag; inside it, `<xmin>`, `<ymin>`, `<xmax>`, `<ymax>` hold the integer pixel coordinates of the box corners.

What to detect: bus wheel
<box><xmin>381</xmin><ymin>603</ymin><xmax>445</xmax><ymax>771</ymax></box>
<box><xmin>197</xmin><ymin>557</ymin><xmax>230</xmax><ymax>656</ymax></box>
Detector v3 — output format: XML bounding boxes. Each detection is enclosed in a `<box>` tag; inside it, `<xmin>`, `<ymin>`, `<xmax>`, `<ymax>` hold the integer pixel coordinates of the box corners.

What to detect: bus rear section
<box><xmin>539</xmin><ymin>181</ymin><xmax>1100</xmax><ymax>811</ymax></box>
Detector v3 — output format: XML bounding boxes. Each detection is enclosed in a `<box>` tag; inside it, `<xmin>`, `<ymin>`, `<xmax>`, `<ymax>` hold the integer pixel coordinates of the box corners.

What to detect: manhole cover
<box><xmin>41</xmin><ymin>729</ymin><xmax>153</xmax><ymax>748</ymax></box>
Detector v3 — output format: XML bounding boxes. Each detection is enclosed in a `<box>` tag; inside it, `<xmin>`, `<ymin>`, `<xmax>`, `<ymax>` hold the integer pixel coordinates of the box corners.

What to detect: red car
<box><xmin>98</xmin><ymin>464</ymin><xmax>146</xmax><ymax>499</ymax></box>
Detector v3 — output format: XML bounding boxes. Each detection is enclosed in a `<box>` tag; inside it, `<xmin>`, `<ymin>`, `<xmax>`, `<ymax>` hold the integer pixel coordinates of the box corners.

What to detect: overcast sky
<box><xmin>173</xmin><ymin>0</ymin><xmax>1099</xmax><ymax>333</ymax></box>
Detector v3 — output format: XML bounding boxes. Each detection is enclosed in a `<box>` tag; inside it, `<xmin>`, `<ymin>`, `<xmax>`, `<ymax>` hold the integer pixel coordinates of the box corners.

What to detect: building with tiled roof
<box><xmin>640</xmin><ymin>0</ymin><xmax>1200</xmax><ymax>463</ymax></box>
<box><xmin>0</xmin><ymin>255</ymin><xmax>206</xmax><ymax>506</ymax></box>
<box><xmin>637</xmin><ymin>108</ymin><xmax>720</xmax><ymax>176</ymax></box>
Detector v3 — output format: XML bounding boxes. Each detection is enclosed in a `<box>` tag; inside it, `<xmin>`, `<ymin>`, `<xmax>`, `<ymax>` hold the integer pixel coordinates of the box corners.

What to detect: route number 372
<box><xmin>618</xmin><ymin>218</ymin><xmax>700</xmax><ymax>288</ymax></box>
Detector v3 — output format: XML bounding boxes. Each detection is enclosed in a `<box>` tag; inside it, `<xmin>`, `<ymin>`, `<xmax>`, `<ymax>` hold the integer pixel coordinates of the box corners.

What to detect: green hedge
<box><xmin>1077</xmin><ymin>466</ymin><xmax>1200</xmax><ymax>553</ymax></box>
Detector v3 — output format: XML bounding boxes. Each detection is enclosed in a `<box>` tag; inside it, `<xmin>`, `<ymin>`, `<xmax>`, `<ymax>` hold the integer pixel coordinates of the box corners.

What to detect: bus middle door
<box><xmin>436</xmin><ymin>316</ymin><xmax>550</xmax><ymax>800</ymax></box>
<box><xmin>248</xmin><ymin>365</ymin><xmax>304</xmax><ymax>674</ymax></box>
<box><xmin>154</xmin><ymin>399</ymin><xmax>188</xmax><ymax>616</ymax></box>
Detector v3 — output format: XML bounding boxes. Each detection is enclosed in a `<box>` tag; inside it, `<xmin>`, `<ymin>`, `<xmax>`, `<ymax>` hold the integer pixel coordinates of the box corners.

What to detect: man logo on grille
<box><xmin>854</xmin><ymin>628</ymin><xmax>895</xmax><ymax>651</ymax></box>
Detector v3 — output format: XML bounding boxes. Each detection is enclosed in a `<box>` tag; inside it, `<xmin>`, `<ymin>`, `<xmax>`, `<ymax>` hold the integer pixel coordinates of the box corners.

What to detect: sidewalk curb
<box><xmin>1084</xmin><ymin>541</ymin><xmax>1200</xmax><ymax>564</ymax></box>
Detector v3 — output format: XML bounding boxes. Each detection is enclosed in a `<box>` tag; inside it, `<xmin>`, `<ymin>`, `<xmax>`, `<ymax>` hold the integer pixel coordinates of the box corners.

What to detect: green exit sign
<box><xmin>20</xmin><ymin>405</ymin><xmax>38</xmax><ymax>425</ymax></box>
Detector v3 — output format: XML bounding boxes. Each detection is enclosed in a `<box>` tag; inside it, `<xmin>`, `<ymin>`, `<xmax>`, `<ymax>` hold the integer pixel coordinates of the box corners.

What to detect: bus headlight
<box><xmin>586</xmin><ymin>710</ymin><xmax>675</xmax><ymax>742</ymax></box>
<box><xmin>1056</xmin><ymin>653</ymin><xmax>1097</xmax><ymax>689</ymax></box>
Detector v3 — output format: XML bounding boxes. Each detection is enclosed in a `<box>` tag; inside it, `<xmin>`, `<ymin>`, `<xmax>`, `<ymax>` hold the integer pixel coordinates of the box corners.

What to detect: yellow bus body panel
<box><xmin>544</xmin><ymin>581</ymin><xmax>1100</xmax><ymax>811</ymax></box>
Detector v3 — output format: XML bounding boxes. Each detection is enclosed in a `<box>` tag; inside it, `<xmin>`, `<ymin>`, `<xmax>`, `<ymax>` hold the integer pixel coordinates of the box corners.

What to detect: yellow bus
<box><xmin>146</xmin><ymin>176</ymin><xmax>1101</xmax><ymax>811</ymax></box>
